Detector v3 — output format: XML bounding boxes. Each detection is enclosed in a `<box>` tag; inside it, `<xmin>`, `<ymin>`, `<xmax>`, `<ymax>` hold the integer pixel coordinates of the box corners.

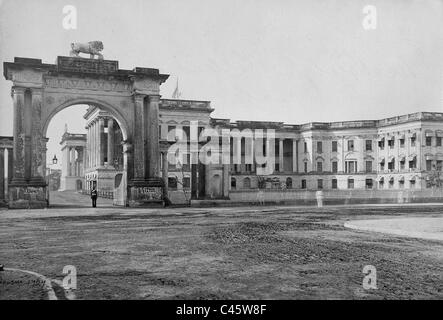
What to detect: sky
<box><xmin>1</xmin><ymin>0</ymin><xmax>443</xmax><ymax>168</ymax></box>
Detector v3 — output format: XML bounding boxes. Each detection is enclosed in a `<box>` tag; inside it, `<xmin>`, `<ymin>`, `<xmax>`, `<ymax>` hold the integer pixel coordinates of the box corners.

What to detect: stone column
<box><xmin>107</xmin><ymin>118</ymin><xmax>114</xmax><ymax>167</ymax></box>
<box><xmin>62</xmin><ymin>146</ymin><xmax>70</xmax><ymax>180</ymax></box>
<box><xmin>0</xmin><ymin>148</ymin><xmax>4</xmax><ymax>201</ymax></box>
<box><xmin>292</xmin><ymin>139</ymin><xmax>297</xmax><ymax>172</ymax></box>
<box><xmin>147</xmin><ymin>95</ymin><xmax>161</xmax><ymax>178</ymax></box>
<box><xmin>92</xmin><ymin>121</ymin><xmax>96</xmax><ymax>168</ymax></box>
<box><xmin>11</xmin><ymin>87</ymin><xmax>26</xmax><ymax>185</ymax></box>
<box><xmin>85</xmin><ymin>125</ymin><xmax>90</xmax><ymax>170</ymax></box>
<box><xmin>133</xmin><ymin>94</ymin><xmax>146</xmax><ymax>180</ymax></box>
<box><xmin>98</xmin><ymin>117</ymin><xmax>105</xmax><ymax>166</ymax></box>
<box><xmin>70</xmin><ymin>147</ymin><xmax>75</xmax><ymax>176</ymax></box>
<box><xmin>162</xmin><ymin>151</ymin><xmax>168</xmax><ymax>191</ymax></box>
<box><xmin>279</xmin><ymin>138</ymin><xmax>284</xmax><ymax>172</ymax></box>
<box><xmin>28</xmin><ymin>88</ymin><xmax>45</xmax><ymax>184</ymax></box>
<box><xmin>95</xmin><ymin>119</ymin><xmax>100</xmax><ymax>167</ymax></box>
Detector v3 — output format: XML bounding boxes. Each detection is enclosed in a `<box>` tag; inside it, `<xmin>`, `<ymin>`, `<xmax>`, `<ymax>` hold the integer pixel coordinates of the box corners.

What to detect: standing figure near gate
<box><xmin>91</xmin><ymin>185</ymin><xmax>98</xmax><ymax>208</ymax></box>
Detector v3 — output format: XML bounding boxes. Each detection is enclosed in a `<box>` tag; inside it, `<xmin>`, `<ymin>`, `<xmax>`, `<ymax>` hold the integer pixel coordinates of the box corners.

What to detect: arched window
<box><xmin>231</xmin><ymin>177</ymin><xmax>236</xmax><ymax>190</ymax></box>
<box><xmin>286</xmin><ymin>177</ymin><xmax>293</xmax><ymax>189</ymax></box>
<box><xmin>243</xmin><ymin>177</ymin><xmax>251</xmax><ymax>189</ymax></box>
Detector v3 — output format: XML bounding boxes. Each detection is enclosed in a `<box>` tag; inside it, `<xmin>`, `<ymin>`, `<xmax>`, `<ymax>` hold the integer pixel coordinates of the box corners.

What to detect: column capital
<box><xmin>148</xmin><ymin>94</ymin><xmax>161</xmax><ymax>103</ymax></box>
<box><xmin>30</xmin><ymin>87</ymin><xmax>43</xmax><ymax>95</ymax></box>
<box><xmin>133</xmin><ymin>93</ymin><xmax>146</xmax><ymax>102</ymax></box>
<box><xmin>11</xmin><ymin>86</ymin><xmax>26</xmax><ymax>97</ymax></box>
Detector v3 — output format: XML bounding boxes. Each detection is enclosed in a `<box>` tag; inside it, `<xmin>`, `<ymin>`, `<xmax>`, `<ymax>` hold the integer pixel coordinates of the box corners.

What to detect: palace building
<box><xmin>2</xmin><ymin>54</ymin><xmax>443</xmax><ymax>208</ymax></box>
<box><xmin>60</xmin><ymin>107</ymin><xmax>443</xmax><ymax>206</ymax></box>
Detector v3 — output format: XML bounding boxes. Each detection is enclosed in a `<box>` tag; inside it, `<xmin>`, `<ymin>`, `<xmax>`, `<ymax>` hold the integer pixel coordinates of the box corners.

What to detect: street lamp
<box><xmin>52</xmin><ymin>154</ymin><xmax>58</xmax><ymax>165</ymax></box>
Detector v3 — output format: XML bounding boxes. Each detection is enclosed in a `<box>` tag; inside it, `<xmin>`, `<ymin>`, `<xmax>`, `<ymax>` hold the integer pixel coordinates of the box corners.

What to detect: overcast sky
<box><xmin>1</xmin><ymin>0</ymin><xmax>443</xmax><ymax>167</ymax></box>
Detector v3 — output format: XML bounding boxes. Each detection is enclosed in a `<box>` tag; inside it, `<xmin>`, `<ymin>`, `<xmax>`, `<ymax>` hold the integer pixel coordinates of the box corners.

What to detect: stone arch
<box><xmin>42</xmin><ymin>98</ymin><xmax>130</xmax><ymax>142</ymax></box>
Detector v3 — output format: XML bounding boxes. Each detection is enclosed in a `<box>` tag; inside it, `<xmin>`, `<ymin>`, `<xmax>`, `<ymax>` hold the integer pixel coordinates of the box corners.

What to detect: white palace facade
<box><xmin>58</xmin><ymin>103</ymin><xmax>443</xmax><ymax>206</ymax></box>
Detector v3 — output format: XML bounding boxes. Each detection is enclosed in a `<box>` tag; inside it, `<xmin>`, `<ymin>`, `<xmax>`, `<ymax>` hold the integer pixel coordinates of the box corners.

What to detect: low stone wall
<box><xmin>228</xmin><ymin>189</ymin><xmax>443</xmax><ymax>206</ymax></box>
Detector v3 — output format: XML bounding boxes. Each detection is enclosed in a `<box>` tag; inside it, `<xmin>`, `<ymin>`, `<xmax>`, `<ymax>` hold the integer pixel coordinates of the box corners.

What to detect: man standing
<box><xmin>91</xmin><ymin>184</ymin><xmax>98</xmax><ymax>208</ymax></box>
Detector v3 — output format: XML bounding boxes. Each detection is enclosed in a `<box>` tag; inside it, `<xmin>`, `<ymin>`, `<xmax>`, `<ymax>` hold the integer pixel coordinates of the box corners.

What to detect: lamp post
<box><xmin>46</xmin><ymin>155</ymin><xmax>58</xmax><ymax>191</ymax></box>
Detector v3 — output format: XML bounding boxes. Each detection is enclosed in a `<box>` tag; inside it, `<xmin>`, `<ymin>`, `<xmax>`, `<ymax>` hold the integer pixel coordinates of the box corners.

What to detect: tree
<box><xmin>422</xmin><ymin>163</ymin><xmax>443</xmax><ymax>189</ymax></box>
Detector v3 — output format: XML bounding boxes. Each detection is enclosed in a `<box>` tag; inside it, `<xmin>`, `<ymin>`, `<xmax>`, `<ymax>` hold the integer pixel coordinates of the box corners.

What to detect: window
<box><xmin>332</xmin><ymin>161</ymin><xmax>338</xmax><ymax>173</ymax></box>
<box><xmin>317</xmin><ymin>179</ymin><xmax>323</xmax><ymax>190</ymax></box>
<box><xmin>275</xmin><ymin>163</ymin><xmax>280</xmax><ymax>172</ymax></box>
<box><xmin>183</xmin><ymin>177</ymin><xmax>191</xmax><ymax>189</ymax></box>
<box><xmin>332</xmin><ymin>179</ymin><xmax>338</xmax><ymax>189</ymax></box>
<box><xmin>411</xmin><ymin>136</ymin><xmax>416</xmax><ymax>147</ymax></box>
<box><xmin>347</xmin><ymin>179</ymin><xmax>354</xmax><ymax>189</ymax></box>
<box><xmin>378</xmin><ymin>139</ymin><xmax>385</xmax><ymax>150</ymax></box>
<box><xmin>437</xmin><ymin>160</ymin><xmax>443</xmax><ymax>171</ymax></box>
<box><xmin>345</xmin><ymin>161</ymin><xmax>357</xmax><ymax>173</ymax></box>
<box><xmin>400</xmin><ymin>159</ymin><xmax>405</xmax><ymax>170</ymax></box>
<box><xmin>388</xmin><ymin>159</ymin><xmax>395</xmax><ymax>171</ymax></box>
<box><xmin>243</xmin><ymin>177</ymin><xmax>251</xmax><ymax>189</ymax></box>
<box><xmin>389</xmin><ymin>179</ymin><xmax>394</xmax><ymax>188</ymax></box>
<box><xmin>182</xmin><ymin>126</ymin><xmax>190</xmax><ymax>140</ymax></box>
<box><xmin>409</xmin><ymin>159</ymin><xmax>416</xmax><ymax>169</ymax></box>
<box><xmin>332</xmin><ymin>141</ymin><xmax>338</xmax><ymax>152</ymax></box>
<box><xmin>301</xmin><ymin>179</ymin><xmax>307</xmax><ymax>189</ymax></box>
<box><xmin>379</xmin><ymin>180</ymin><xmax>384</xmax><ymax>189</ymax></box>
<box><xmin>426</xmin><ymin>137</ymin><xmax>432</xmax><ymax>147</ymax></box>
<box><xmin>365</xmin><ymin>140</ymin><xmax>372</xmax><ymax>151</ymax></box>
<box><xmin>399</xmin><ymin>180</ymin><xmax>404</xmax><ymax>189</ymax></box>
<box><xmin>388</xmin><ymin>138</ymin><xmax>395</xmax><ymax>148</ymax></box>
<box><xmin>167</xmin><ymin>125</ymin><xmax>176</xmax><ymax>140</ymax></box>
<box><xmin>286</xmin><ymin>177</ymin><xmax>293</xmax><ymax>189</ymax></box>
<box><xmin>400</xmin><ymin>139</ymin><xmax>405</xmax><ymax>148</ymax></box>
<box><xmin>304</xmin><ymin>162</ymin><xmax>308</xmax><ymax>173</ymax></box>
<box><xmin>347</xmin><ymin>140</ymin><xmax>354</xmax><ymax>151</ymax></box>
<box><xmin>365</xmin><ymin>161</ymin><xmax>372</xmax><ymax>173</ymax></box>
<box><xmin>380</xmin><ymin>160</ymin><xmax>385</xmax><ymax>171</ymax></box>
<box><xmin>410</xmin><ymin>180</ymin><xmax>416</xmax><ymax>189</ymax></box>
<box><xmin>304</xmin><ymin>142</ymin><xmax>308</xmax><ymax>153</ymax></box>
<box><xmin>245</xmin><ymin>164</ymin><xmax>252</xmax><ymax>172</ymax></box>
<box><xmin>231</xmin><ymin>177</ymin><xmax>237</xmax><ymax>189</ymax></box>
<box><xmin>317</xmin><ymin>141</ymin><xmax>322</xmax><ymax>153</ymax></box>
<box><xmin>437</xmin><ymin>137</ymin><xmax>442</xmax><ymax>147</ymax></box>
<box><xmin>168</xmin><ymin>177</ymin><xmax>178</xmax><ymax>190</ymax></box>
<box><xmin>365</xmin><ymin>179</ymin><xmax>373</xmax><ymax>189</ymax></box>
<box><xmin>317</xmin><ymin>162</ymin><xmax>323</xmax><ymax>173</ymax></box>
<box><xmin>426</xmin><ymin>160</ymin><xmax>432</xmax><ymax>171</ymax></box>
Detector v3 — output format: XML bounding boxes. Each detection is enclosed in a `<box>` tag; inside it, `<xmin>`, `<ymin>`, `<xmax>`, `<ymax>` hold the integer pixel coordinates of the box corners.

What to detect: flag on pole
<box><xmin>172</xmin><ymin>77</ymin><xmax>182</xmax><ymax>99</ymax></box>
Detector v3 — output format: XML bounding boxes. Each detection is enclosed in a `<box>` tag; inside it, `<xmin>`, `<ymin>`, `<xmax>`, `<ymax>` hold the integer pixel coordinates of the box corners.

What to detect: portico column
<box><xmin>11</xmin><ymin>86</ymin><xmax>26</xmax><ymax>184</ymax></box>
<box><xmin>107</xmin><ymin>118</ymin><xmax>115</xmax><ymax>167</ymax></box>
<box><xmin>98</xmin><ymin>117</ymin><xmax>105</xmax><ymax>166</ymax></box>
<box><xmin>292</xmin><ymin>139</ymin><xmax>298</xmax><ymax>172</ymax></box>
<box><xmin>0</xmin><ymin>148</ymin><xmax>4</xmax><ymax>201</ymax></box>
<box><xmin>95</xmin><ymin>119</ymin><xmax>100</xmax><ymax>167</ymax></box>
<box><xmin>86</xmin><ymin>125</ymin><xmax>90</xmax><ymax>170</ymax></box>
<box><xmin>92</xmin><ymin>121</ymin><xmax>97</xmax><ymax>168</ymax></box>
<box><xmin>70</xmin><ymin>147</ymin><xmax>75</xmax><ymax>176</ymax></box>
<box><xmin>162</xmin><ymin>151</ymin><xmax>168</xmax><ymax>191</ymax></box>
<box><xmin>147</xmin><ymin>95</ymin><xmax>161</xmax><ymax>178</ymax></box>
<box><xmin>279</xmin><ymin>138</ymin><xmax>284</xmax><ymax>172</ymax></box>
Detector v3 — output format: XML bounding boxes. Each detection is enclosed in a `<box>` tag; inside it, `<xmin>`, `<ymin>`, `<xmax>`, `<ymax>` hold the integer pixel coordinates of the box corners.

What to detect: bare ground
<box><xmin>0</xmin><ymin>192</ymin><xmax>442</xmax><ymax>299</ymax></box>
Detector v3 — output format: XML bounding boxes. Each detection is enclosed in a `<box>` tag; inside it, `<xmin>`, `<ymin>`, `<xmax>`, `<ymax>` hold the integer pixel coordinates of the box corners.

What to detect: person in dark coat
<box><xmin>91</xmin><ymin>186</ymin><xmax>98</xmax><ymax>208</ymax></box>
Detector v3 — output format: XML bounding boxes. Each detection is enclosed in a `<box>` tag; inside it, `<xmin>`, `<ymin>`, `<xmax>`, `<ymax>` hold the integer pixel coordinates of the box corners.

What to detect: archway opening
<box><xmin>45</xmin><ymin>103</ymin><xmax>128</xmax><ymax>208</ymax></box>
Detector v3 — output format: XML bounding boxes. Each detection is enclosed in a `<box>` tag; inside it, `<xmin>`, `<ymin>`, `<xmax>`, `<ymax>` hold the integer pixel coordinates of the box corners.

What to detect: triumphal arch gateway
<box><xmin>3</xmin><ymin>55</ymin><xmax>169</xmax><ymax>208</ymax></box>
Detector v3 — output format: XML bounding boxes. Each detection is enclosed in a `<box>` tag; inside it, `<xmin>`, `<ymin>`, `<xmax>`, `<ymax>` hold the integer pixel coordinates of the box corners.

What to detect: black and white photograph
<box><xmin>0</xmin><ymin>0</ymin><xmax>442</xmax><ymax>309</ymax></box>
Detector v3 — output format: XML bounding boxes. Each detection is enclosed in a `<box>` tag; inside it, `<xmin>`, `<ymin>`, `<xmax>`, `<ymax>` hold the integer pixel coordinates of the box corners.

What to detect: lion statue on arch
<box><xmin>70</xmin><ymin>41</ymin><xmax>104</xmax><ymax>60</ymax></box>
